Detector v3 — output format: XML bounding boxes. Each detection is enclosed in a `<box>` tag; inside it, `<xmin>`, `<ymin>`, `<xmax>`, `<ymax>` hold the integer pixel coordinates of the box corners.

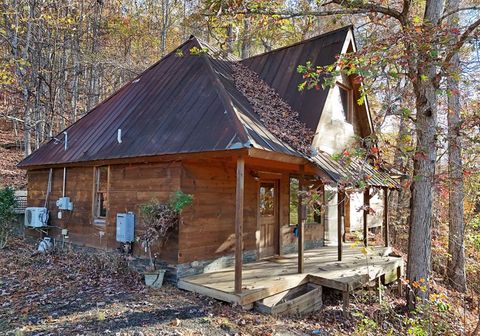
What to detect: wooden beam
<box><xmin>235</xmin><ymin>156</ymin><xmax>245</xmax><ymax>294</ymax></box>
<box><xmin>383</xmin><ymin>187</ymin><xmax>389</xmax><ymax>248</ymax></box>
<box><xmin>248</xmin><ymin>148</ymin><xmax>307</xmax><ymax>165</ymax></box>
<box><xmin>298</xmin><ymin>165</ymin><xmax>305</xmax><ymax>274</ymax></box>
<box><xmin>337</xmin><ymin>190</ymin><xmax>343</xmax><ymax>261</ymax></box>
<box><xmin>21</xmin><ymin>148</ymin><xmax>250</xmax><ymax>170</ymax></box>
<box><xmin>363</xmin><ymin>187</ymin><xmax>369</xmax><ymax>247</ymax></box>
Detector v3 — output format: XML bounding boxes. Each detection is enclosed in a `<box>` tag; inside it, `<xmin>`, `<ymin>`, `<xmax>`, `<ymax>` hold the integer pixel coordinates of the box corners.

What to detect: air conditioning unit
<box><xmin>25</xmin><ymin>207</ymin><xmax>49</xmax><ymax>228</ymax></box>
<box><xmin>116</xmin><ymin>212</ymin><xmax>135</xmax><ymax>243</ymax></box>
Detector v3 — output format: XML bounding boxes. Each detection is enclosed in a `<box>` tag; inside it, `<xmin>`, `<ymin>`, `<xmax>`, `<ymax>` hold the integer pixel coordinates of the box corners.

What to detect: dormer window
<box><xmin>337</xmin><ymin>83</ymin><xmax>353</xmax><ymax>124</ymax></box>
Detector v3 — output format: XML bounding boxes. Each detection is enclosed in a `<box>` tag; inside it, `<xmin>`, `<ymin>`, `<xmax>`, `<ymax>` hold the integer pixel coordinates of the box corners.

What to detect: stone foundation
<box><xmin>176</xmin><ymin>250</ymin><xmax>257</xmax><ymax>279</ymax></box>
<box><xmin>280</xmin><ymin>239</ymin><xmax>324</xmax><ymax>255</ymax></box>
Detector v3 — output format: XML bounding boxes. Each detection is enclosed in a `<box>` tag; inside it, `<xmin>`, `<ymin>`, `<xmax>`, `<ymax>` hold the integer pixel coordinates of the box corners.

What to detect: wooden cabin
<box><xmin>19</xmin><ymin>27</ymin><xmax>401</xmax><ymax>309</ymax></box>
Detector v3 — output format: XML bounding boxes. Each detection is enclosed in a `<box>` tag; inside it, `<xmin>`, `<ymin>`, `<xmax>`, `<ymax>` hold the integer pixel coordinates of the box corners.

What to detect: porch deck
<box><xmin>178</xmin><ymin>245</ymin><xmax>403</xmax><ymax>306</ymax></box>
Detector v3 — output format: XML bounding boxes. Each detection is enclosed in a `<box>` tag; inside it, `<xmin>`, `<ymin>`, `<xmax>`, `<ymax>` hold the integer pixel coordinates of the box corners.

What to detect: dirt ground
<box><xmin>0</xmin><ymin>237</ymin><xmax>474</xmax><ymax>336</ymax></box>
<box><xmin>0</xmin><ymin>238</ymin><xmax>363</xmax><ymax>336</ymax></box>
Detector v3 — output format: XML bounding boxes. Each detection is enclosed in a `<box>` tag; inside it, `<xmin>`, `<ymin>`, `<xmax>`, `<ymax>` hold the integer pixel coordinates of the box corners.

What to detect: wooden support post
<box><xmin>377</xmin><ymin>277</ymin><xmax>383</xmax><ymax>304</ymax></box>
<box><xmin>342</xmin><ymin>290</ymin><xmax>350</xmax><ymax>316</ymax></box>
<box><xmin>363</xmin><ymin>187</ymin><xmax>369</xmax><ymax>247</ymax></box>
<box><xmin>396</xmin><ymin>266</ymin><xmax>403</xmax><ymax>297</ymax></box>
<box><xmin>235</xmin><ymin>157</ymin><xmax>245</xmax><ymax>294</ymax></box>
<box><xmin>298</xmin><ymin>165</ymin><xmax>305</xmax><ymax>274</ymax></box>
<box><xmin>383</xmin><ymin>187</ymin><xmax>389</xmax><ymax>248</ymax></box>
<box><xmin>337</xmin><ymin>190</ymin><xmax>343</xmax><ymax>262</ymax></box>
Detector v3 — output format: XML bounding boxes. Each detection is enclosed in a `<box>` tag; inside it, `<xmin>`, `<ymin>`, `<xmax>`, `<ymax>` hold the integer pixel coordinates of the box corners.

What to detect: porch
<box><xmin>178</xmin><ymin>245</ymin><xmax>403</xmax><ymax>307</ymax></box>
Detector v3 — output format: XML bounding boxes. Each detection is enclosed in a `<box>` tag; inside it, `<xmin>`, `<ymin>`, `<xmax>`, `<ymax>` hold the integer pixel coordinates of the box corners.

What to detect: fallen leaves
<box><xmin>232</xmin><ymin>63</ymin><xmax>315</xmax><ymax>155</ymax></box>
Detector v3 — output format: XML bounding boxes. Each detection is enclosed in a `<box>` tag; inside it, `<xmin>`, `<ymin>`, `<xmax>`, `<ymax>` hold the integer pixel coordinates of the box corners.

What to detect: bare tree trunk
<box><xmin>473</xmin><ymin>298</ymin><xmax>480</xmax><ymax>336</ymax></box>
<box><xmin>445</xmin><ymin>0</ymin><xmax>467</xmax><ymax>292</ymax></box>
<box><xmin>159</xmin><ymin>0</ymin><xmax>170</xmax><ymax>56</ymax></box>
<box><xmin>406</xmin><ymin>0</ymin><xmax>444</xmax><ymax>309</ymax></box>
<box><xmin>240</xmin><ymin>17</ymin><xmax>251</xmax><ymax>59</ymax></box>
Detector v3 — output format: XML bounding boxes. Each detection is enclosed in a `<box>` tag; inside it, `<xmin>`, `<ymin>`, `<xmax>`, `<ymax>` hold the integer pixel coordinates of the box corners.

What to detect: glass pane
<box><xmin>98</xmin><ymin>192</ymin><xmax>107</xmax><ymax>217</ymax></box>
<box><xmin>259</xmin><ymin>183</ymin><xmax>275</xmax><ymax>216</ymax></box>
<box><xmin>289</xmin><ymin>178</ymin><xmax>299</xmax><ymax>225</ymax></box>
<box><xmin>339</xmin><ymin>86</ymin><xmax>350</xmax><ymax>122</ymax></box>
<box><xmin>97</xmin><ymin>166</ymin><xmax>108</xmax><ymax>192</ymax></box>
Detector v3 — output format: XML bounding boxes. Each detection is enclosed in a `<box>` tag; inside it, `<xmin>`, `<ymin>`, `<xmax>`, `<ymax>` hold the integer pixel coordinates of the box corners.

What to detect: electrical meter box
<box><xmin>116</xmin><ymin>212</ymin><xmax>135</xmax><ymax>243</ymax></box>
<box><xmin>56</xmin><ymin>197</ymin><xmax>73</xmax><ymax>211</ymax></box>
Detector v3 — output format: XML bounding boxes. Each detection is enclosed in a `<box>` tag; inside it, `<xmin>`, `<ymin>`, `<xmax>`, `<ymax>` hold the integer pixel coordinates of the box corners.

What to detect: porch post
<box><xmin>337</xmin><ymin>190</ymin><xmax>344</xmax><ymax>261</ymax></box>
<box><xmin>383</xmin><ymin>187</ymin><xmax>389</xmax><ymax>248</ymax></box>
<box><xmin>363</xmin><ymin>187</ymin><xmax>369</xmax><ymax>247</ymax></box>
<box><xmin>235</xmin><ymin>156</ymin><xmax>245</xmax><ymax>294</ymax></box>
<box><xmin>298</xmin><ymin>165</ymin><xmax>305</xmax><ymax>273</ymax></box>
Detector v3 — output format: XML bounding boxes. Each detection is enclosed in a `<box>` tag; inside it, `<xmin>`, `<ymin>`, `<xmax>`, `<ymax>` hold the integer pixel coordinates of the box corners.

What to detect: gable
<box><xmin>241</xmin><ymin>26</ymin><xmax>350</xmax><ymax>131</ymax></box>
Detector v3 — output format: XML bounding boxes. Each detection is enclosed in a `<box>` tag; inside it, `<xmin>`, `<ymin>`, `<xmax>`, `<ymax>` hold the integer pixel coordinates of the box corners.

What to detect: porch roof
<box><xmin>308</xmin><ymin>151</ymin><xmax>400</xmax><ymax>189</ymax></box>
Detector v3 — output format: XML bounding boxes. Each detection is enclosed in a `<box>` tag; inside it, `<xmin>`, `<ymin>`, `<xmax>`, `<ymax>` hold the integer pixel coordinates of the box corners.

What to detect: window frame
<box><xmin>288</xmin><ymin>176</ymin><xmax>324</xmax><ymax>226</ymax></box>
<box><xmin>337</xmin><ymin>82</ymin><xmax>353</xmax><ymax>124</ymax></box>
<box><xmin>92</xmin><ymin>166</ymin><xmax>109</xmax><ymax>225</ymax></box>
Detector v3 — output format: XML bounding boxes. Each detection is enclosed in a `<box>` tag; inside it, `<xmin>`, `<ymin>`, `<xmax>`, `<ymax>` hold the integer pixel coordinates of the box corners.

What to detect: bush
<box><xmin>138</xmin><ymin>190</ymin><xmax>193</xmax><ymax>270</ymax></box>
<box><xmin>0</xmin><ymin>187</ymin><xmax>17</xmax><ymax>249</ymax></box>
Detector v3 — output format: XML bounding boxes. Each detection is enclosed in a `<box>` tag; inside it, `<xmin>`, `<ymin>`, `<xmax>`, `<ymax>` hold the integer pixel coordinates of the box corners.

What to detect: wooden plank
<box><xmin>248</xmin><ymin>148</ymin><xmax>307</xmax><ymax>165</ymax></box>
<box><xmin>337</xmin><ymin>191</ymin><xmax>343</xmax><ymax>261</ymax></box>
<box><xmin>383</xmin><ymin>187</ymin><xmax>389</xmax><ymax>247</ymax></box>
<box><xmin>255</xmin><ymin>284</ymin><xmax>322</xmax><ymax>315</ymax></box>
<box><xmin>298</xmin><ymin>165</ymin><xmax>305</xmax><ymax>273</ymax></box>
<box><xmin>239</xmin><ymin>274</ymin><xmax>309</xmax><ymax>305</ymax></box>
<box><xmin>363</xmin><ymin>187</ymin><xmax>369</xmax><ymax>247</ymax></box>
<box><xmin>235</xmin><ymin>157</ymin><xmax>245</xmax><ymax>294</ymax></box>
<box><xmin>177</xmin><ymin>279</ymin><xmax>240</xmax><ymax>304</ymax></box>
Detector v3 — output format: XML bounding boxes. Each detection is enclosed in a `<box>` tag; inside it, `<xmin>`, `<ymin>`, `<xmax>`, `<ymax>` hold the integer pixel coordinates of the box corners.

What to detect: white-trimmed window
<box><xmin>93</xmin><ymin>166</ymin><xmax>108</xmax><ymax>223</ymax></box>
<box><xmin>337</xmin><ymin>83</ymin><xmax>353</xmax><ymax>124</ymax></box>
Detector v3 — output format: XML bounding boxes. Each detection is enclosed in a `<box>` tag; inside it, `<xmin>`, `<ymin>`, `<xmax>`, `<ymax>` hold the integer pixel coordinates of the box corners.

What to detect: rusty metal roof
<box><xmin>18</xmin><ymin>37</ymin><xmax>300</xmax><ymax>168</ymax></box>
<box><xmin>309</xmin><ymin>151</ymin><xmax>399</xmax><ymax>189</ymax></box>
<box><xmin>18</xmin><ymin>28</ymin><xmax>397</xmax><ymax>189</ymax></box>
<box><xmin>241</xmin><ymin>26</ymin><xmax>351</xmax><ymax>131</ymax></box>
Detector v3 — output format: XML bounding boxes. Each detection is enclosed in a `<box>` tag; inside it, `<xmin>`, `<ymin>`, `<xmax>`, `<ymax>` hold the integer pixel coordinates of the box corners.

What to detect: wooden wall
<box><xmin>107</xmin><ymin>162</ymin><xmax>181</xmax><ymax>263</ymax></box>
<box><xmin>26</xmin><ymin>156</ymin><xmax>325</xmax><ymax>267</ymax></box>
<box><xmin>27</xmin><ymin>167</ymin><xmax>101</xmax><ymax>247</ymax></box>
<box><xmin>178</xmin><ymin>159</ymin><xmax>258</xmax><ymax>264</ymax></box>
<box><xmin>26</xmin><ymin>162</ymin><xmax>181</xmax><ymax>263</ymax></box>
<box><xmin>178</xmin><ymin>158</ymin><xmax>325</xmax><ymax>264</ymax></box>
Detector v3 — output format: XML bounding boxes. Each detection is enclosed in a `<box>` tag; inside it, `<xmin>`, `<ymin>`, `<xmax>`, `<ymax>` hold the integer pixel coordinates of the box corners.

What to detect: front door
<box><xmin>258</xmin><ymin>181</ymin><xmax>279</xmax><ymax>259</ymax></box>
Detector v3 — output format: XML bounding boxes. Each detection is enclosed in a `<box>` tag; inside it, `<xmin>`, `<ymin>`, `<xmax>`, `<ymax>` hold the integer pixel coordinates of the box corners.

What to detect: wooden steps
<box><xmin>255</xmin><ymin>283</ymin><xmax>322</xmax><ymax>315</ymax></box>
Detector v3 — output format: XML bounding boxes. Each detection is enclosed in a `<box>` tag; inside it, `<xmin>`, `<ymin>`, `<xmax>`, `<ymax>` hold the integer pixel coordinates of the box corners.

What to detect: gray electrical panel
<box><xmin>116</xmin><ymin>212</ymin><xmax>135</xmax><ymax>243</ymax></box>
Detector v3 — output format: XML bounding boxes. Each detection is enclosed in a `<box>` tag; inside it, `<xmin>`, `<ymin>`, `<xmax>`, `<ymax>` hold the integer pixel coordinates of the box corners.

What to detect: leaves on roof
<box><xmin>231</xmin><ymin>62</ymin><xmax>315</xmax><ymax>155</ymax></box>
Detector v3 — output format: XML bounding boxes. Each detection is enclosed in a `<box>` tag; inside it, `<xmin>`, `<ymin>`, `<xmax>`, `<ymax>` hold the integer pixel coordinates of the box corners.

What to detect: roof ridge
<box><xmin>242</xmin><ymin>25</ymin><xmax>352</xmax><ymax>62</ymax></box>
<box><xmin>193</xmin><ymin>37</ymin><xmax>251</xmax><ymax>145</ymax></box>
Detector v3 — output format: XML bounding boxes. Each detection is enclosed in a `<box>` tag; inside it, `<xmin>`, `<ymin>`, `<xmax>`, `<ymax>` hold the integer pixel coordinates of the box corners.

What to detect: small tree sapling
<box><xmin>138</xmin><ymin>190</ymin><xmax>193</xmax><ymax>271</ymax></box>
<box><xmin>0</xmin><ymin>187</ymin><xmax>17</xmax><ymax>249</ymax></box>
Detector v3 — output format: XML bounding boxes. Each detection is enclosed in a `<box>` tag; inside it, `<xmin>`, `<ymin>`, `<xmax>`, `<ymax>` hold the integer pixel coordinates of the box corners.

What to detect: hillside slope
<box><xmin>0</xmin><ymin>128</ymin><xmax>26</xmax><ymax>189</ymax></box>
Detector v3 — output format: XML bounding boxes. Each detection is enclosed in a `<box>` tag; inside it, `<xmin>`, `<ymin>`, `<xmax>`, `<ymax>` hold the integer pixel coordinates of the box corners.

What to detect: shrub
<box><xmin>0</xmin><ymin>187</ymin><xmax>17</xmax><ymax>249</ymax></box>
<box><xmin>138</xmin><ymin>190</ymin><xmax>193</xmax><ymax>270</ymax></box>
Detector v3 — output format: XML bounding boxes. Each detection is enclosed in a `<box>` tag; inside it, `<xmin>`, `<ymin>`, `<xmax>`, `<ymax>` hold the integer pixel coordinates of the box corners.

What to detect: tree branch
<box><xmin>440</xmin><ymin>6</ymin><xmax>480</xmax><ymax>22</ymax></box>
<box><xmin>330</xmin><ymin>0</ymin><xmax>403</xmax><ymax>21</ymax></box>
<box><xmin>440</xmin><ymin>17</ymin><xmax>480</xmax><ymax>77</ymax></box>
<box><xmin>203</xmin><ymin>1</ymin><xmax>404</xmax><ymax>22</ymax></box>
<box><xmin>202</xmin><ymin>8</ymin><xmax>371</xmax><ymax>18</ymax></box>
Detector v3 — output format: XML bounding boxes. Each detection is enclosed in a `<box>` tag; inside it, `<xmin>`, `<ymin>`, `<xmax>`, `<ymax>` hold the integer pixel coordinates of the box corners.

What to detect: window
<box><xmin>259</xmin><ymin>183</ymin><xmax>275</xmax><ymax>217</ymax></box>
<box><xmin>93</xmin><ymin>166</ymin><xmax>108</xmax><ymax>222</ymax></box>
<box><xmin>289</xmin><ymin>177</ymin><xmax>323</xmax><ymax>225</ymax></box>
<box><xmin>338</xmin><ymin>85</ymin><xmax>353</xmax><ymax>123</ymax></box>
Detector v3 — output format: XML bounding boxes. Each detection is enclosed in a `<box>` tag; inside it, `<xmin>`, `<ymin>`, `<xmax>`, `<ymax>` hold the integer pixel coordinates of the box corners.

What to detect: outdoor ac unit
<box><xmin>25</xmin><ymin>207</ymin><xmax>49</xmax><ymax>228</ymax></box>
<box><xmin>116</xmin><ymin>212</ymin><xmax>135</xmax><ymax>243</ymax></box>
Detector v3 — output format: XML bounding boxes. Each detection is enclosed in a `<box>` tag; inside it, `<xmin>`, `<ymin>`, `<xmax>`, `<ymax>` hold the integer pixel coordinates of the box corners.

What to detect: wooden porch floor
<box><xmin>178</xmin><ymin>245</ymin><xmax>403</xmax><ymax>306</ymax></box>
